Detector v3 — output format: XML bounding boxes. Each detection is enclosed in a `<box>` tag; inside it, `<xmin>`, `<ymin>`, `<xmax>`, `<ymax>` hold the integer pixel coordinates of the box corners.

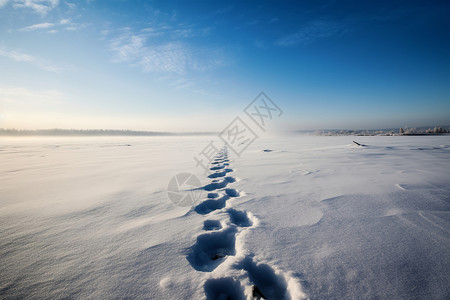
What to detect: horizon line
<box><xmin>1</xmin><ymin>126</ymin><xmax>449</xmax><ymax>137</ymax></box>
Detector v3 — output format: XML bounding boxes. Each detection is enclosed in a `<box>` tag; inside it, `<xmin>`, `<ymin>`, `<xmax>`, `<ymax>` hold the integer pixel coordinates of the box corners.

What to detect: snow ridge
<box><xmin>187</xmin><ymin>147</ymin><xmax>308</xmax><ymax>300</ymax></box>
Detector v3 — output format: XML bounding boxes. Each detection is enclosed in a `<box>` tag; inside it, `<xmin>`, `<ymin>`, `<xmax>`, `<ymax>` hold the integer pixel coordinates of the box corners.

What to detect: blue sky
<box><xmin>0</xmin><ymin>0</ymin><xmax>449</xmax><ymax>131</ymax></box>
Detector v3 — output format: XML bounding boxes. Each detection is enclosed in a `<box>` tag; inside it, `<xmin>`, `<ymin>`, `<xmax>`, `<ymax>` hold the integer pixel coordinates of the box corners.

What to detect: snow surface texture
<box><xmin>187</xmin><ymin>147</ymin><xmax>306</xmax><ymax>299</ymax></box>
<box><xmin>0</xmin><ymin>135</ymin><xmax>449</xmax><ymax>299</ymax></box>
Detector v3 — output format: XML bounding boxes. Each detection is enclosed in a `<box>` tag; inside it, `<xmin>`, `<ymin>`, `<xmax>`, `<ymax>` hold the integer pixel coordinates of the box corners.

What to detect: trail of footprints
<box><xmin>188</xmin><ymin>147</ymin><xmax>305</xmax><ymax>300</ymax></box>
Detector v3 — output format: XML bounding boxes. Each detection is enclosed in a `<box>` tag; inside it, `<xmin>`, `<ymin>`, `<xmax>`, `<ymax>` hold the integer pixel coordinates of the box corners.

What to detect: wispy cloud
<box><xmin>269</xmin><ymin>18</ymin><xmax>278</xmax><ymax>23</ymax></box>
<box><xmin>275</xmin><ymin>8</ymin><xmax>413</xmax><ymax>49</ymax></box>
<box><xmin>11</xmin><ymin>0</ymin><xmax>59</xmax><ymax>15</ymax></box>
<box><xmin>20</xmin><ymin>22</ymin><xmax>54</xmax><ymax>31</ymax></box>
<box><xmin>109</xmin><ymin>31</ymin><xmax>188</xmax><ymax>75</ymax></box>
<box><xmin>65</xmin><ymin>1</ymin><xmax>75</xmax><ymax>9</ymax></box>
<box><xmin>110</xmin><ymin>32</ymin><xmax>145</xmax><ymax>62</ymax></box>
<box><xmin>138</xmin><ymin>23</ymin><xmax>210</xmax><ymax>39</ymax></box>
<box><xmin>214</xmin><ymin>5</ymin><xmax>233</xmax><ymax>15</ymax></box>
<box><xmin>245</xmin><ymin>19</ymin><xmax>259</xmax><ymax>26</ymax></box>
<box><xmin>0</xmin><ymin>49</ymin><xmax>34</xmax><ymax>62</ymax></box>
<box><xmin>0</xmin><ymin>48</ymin><xmax>61</xmax><ymax>72</ymax></box>
<box><xmin>19</xmin><ymin>19</ymin><xmax>83</xmax><ymax>32</ymax></box>
<box><xmin>59</xmin><ymin>18</ymin><xmax>84</xmax><ymax>31</ymax></box>
<box><xmin>276</xmin><ymin>20</ymin><xmax>348</xmax><ymax>47</ymax></box>
<box><xmin>109</xmin><ymin>26</ymin><xmax>226</xmax><ymax>76</ymax></box>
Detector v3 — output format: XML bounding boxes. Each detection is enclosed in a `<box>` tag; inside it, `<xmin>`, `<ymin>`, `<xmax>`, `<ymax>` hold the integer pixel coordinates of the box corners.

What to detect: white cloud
<box><xmin>12</xmin><ymin>0</ymin><xmax>59</xmax><ymax>15</ymax></box>
<box><xmin>0</xmin><ymin>49</ymin><xmax>34</xmax><ymax>62</ymax></box>
<box><xmin>65</xmin><ymin>1</ymin><xmax>75</xmax><ymax>9</ymax></box>
<box><xmin>276</xmin><ymin>20</ymin><xmax>346</xmax><ymax>47</ymax></box>
<box><xmin>20</xmin><ymin>22</ymin><xmax>54</xmax><ymax>31</ymax></box>
<box><xmin>61</xmin><ymin>19</ymin><xmax>85</xmax><ymax>31</ymax></box>
<box><xmin>110</xmin><ymin>33</ymin><xmax>146</xmax><ymax>62</ymax></box>
<box><xmin>0</xmin><ymin>48</ymin><xmax>61</xmax><ymax>72</ymax></box>
<box><xmin>140</xmin><ymin>43</ymin><xmax>188</xmax><ymax>74</ymax></box>
<box><xmin>0</xmin><ymin>0</ymin><xmax>9</xmax><ymax>8</ymax></box>
<box><xmin>110</xmin><ymin>32</ymin><xmax>188</xmax><ymax>75</ymax></box>
<box><xmin>109</xmin><ymin>26</ymin><xmax>225</xmax><ymax>76</ymax></box>
<box><xmin>19</xmin><ymin>19</ymin><xmax>83</xmax><ymax>33</ymax></box>
<box><xmin>214</xmin><ymin>6</ymin><xmax>233</xmax><ymax>15</ymax></box>
<box><xmin>172</xmin><ymin>28</ymin><xmax>194</xmax><ymax>38</ymax></box>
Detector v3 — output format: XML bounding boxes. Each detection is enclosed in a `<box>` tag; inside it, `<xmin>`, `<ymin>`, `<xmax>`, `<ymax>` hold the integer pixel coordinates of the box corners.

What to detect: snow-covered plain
<box><xmin>1</xmin><ymin>135</ymin><xmax>449</xmax><ymax>299</ymax></box>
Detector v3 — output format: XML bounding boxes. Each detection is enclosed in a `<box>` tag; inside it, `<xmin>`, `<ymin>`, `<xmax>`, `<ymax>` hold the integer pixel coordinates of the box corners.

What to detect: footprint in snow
<box><xmin>204</xmin><ymin>277</ymin><xmax>245</xmax><ymax>300</ymax></box>
<box><xmin>203</xmin><ymin>220</ymin><xmax>222</xmax><ymax>231</ymax></box>
<box><xmin>228</xmin><ymin>208</ymin><xmax>252</xmax><ymax>227</ymax></box>
<box><xmin>187</xmin><ymin>226</ymin><xmax>238</xmax><ymax>272</ymax></box>
<box><xmin>194</xmin><ymin>195</ymin><xmax>229</xmax><ymax>215</ymax></box>
<box><xmin>204</xmin><ymin>179</ymin><xmax>229</xmax><ymax>191</ymax></box>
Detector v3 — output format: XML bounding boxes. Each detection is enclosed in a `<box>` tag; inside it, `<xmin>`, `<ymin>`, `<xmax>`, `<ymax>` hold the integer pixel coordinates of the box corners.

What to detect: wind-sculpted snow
<box><xmin>1</xmin><ymin>136</ymin><xmax>449</xmax><ymax>299</ymax></box>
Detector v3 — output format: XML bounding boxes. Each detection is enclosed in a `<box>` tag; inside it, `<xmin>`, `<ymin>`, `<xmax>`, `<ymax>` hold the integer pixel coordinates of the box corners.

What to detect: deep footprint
<box><xmin>204</xmin><ymin>277</ymin><xmax>245</xmax><ymax>300</ymax></box>
<box><xmin>210</xmin><ymin>165</ymin><xmax>225</xmax><ymax>171</ymax></box>
<box><xmin>208</xmin><ymin>171</ymin><xmax>227</xmax><ymax>179</ymax></box>
<box><xmin>187</xmin><ymin>226</ymin><xmax>238</xmax><ymax>272</ymax></box>
<box><xmin>204</xmin><ymin>179</ymin><xmax>228</xmax><ymax>191</ymax></box>
<box><xmin>203</xmin><ymin>220</ymin><xmax>222</xmax><ymax>231</ymax></box>
<box><xmin>228</xmin><ymin>208</ymin><xmax>252</xmax><ymax>227</ymax></box>
<box><xmin>239</xmin><ymin>257</ymin><xmax>289</xmax><ymax>300</ymax></box>
<box><xmin>195</xmin><ymin>195</ymin><xmax>229</xmax><ymax>214</ymax></box>
<box><xmin>212</xmin><ymin>158</ymin><xmax>229</xmax><ymax>163</ymax></box>
<box><xmin>225</xmin><ymin>188</ymin><xmax>240</xmax><ymax>197</ymax></box>
<box><xmin>225</xmin><ymin>176</ymin><xmax>236</xmax><ymax>183</ymax></box>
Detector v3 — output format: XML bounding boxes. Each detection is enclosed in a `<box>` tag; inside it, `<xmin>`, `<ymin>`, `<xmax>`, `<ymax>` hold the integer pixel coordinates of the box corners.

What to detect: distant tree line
<box><xmin>311</xmin><ymin>126</ymin><xmax>450</xmax><ymax>136</ymax></box>
<box><xmin>0</xmin><ymin>128</ymin><xmax>217</xmax><ymax>136</ymax></box>
<box><xmin>399</xmin><ymin>127</ymin><xmax>449</xmax><ymax>135</ymax></box>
